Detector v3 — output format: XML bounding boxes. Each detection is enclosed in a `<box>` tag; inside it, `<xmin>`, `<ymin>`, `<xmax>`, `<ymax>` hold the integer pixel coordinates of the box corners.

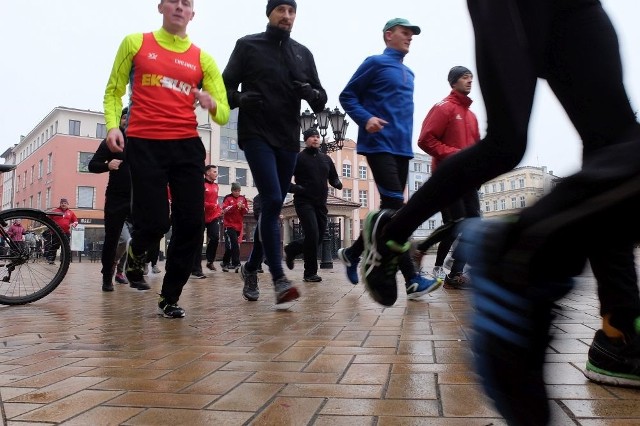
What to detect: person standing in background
<box><xmin>103</xmin><ymin>0</ymin><xmax>230</xmax><ymax>318</ymax></box>
<box><xmin>221</xmin><ymin>183</ymin><xmax>248</xmax><ymax>272</ymax></box>
<box><xmin>45</xmin><ymin>198</ymin><xmax>78</xmax><ymax>265</ymax></box>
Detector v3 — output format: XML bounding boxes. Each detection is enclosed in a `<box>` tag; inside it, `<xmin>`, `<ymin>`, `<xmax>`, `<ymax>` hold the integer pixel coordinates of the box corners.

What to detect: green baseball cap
<box><xmin>383</xmin><ymin>18</ymin><xmax>421</xmax><ymax>35</ymax></box>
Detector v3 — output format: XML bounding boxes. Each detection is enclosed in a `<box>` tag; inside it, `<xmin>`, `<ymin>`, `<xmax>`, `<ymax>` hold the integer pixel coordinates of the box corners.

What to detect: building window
<box><xmin>78</xmin><ymin>187</ymin><xmax>95</xmax><ymax>208</ymax></box>
<box><xmin>484</xmin><ymin>201</ymin><xmax>490</xmax><ymax>212</ymax></box>
<box><xmin>218</xmin><ymin>166</ymin><xmax>230</xmax><ymax>185</ymax></box>
<box><xmin>38</xmin><ymin>160</ymin><xmax>43</xmax><ymax>179</ymax></box>
<box><xmin>235</xmin><ymin>168</ymin><xmax>247</xmax><ymax>186</ymax></box>
<box><xmin>343</xmin><ymin>188</ymin><xmax>352</xmax><ymax>201</ymax></box>
<box><xmin>47</xmin><ymin>153</ymin><xmax>53</xmax><ymax>173</ymax></box>
<box><xmin>500</xmin><ymin>199</ymin><xmax>506</xmax><ymax>210</ymax></box>
<box><xmin>414</xmin><ymin>162</ymin><xmax>422</xmax><ymax>172</ymax></box>
<box><xmin>328</xmin><ymin>187</ymin><xmax>335</xmax><ymax>196</ymax></box>
<box><xmin>511</xmin><ymin>197</ymin><xmax>517</xmax><ymax>209</ymax></box>
<box><xmin>29</xmin><ymin>196</ymin><xmax>33</xmax><ymax>208</ymax></box>
<box><xmin>428</xmin><ymin>219</ymin><xmax>436</xmax><ymax>230</ymax></box>
<box><xmin>16</xmin><ymin>175</ymin><xmax>20</xmax><ymax>192</ymax></box>
<box><xmin>69</xmin><ymin>120</ymin><xmax>81</xmax><ymax>136</ymax></box>
<box><xmin>359</xmin><ymin>190</ymin><xmax>368</xmax><ymax>207</ymax></box>
<box><xmin>96</xmin><ymin>123</ymin><xmax>107</xmax><ymax>139</ymax></box>
<box><xmin>23</xmin><ymin>171</ymin><xmax>27</xmax><ymax>189</ymax></box>
<box><xmin>519</xmin><ymin>178</ymin><xmax>525</xmax><ymax>188</ymax></box>
<box><xmin>519</xmin><ymin>196</ymin><xmax>526</xmax><ymax>208</ymax></box>
<box><xmin>493</xmin><ymin>200</ymin><xmax>498</xmax><ymax>211</ymax></box>
<box><xmin>46</xmin><ymin>188</ymin><xmax>51</xmax><ymax>209</ymax></box>
<box><xmin>499</xmin><ymin>181</ymin><xmax>505</xmax><ymax>191</ymax></box>
<box><xmin>414</xmin><ymin>180</ymin><xmax>422</xmax><ymax>191</ymax></box>
<box><xmin>78</xmin><ymin>152</ymin><xmax>93</xmax><ymax>173</ymax></box>
<box><xmin>220</xmin><ymin>136</ymin><xmax>245</xmax><ymax>161</ymax></box>
<box><xmin>342</xmin><ymin>163</ymin><xmax>351</xmax><ymax>177</ymax></box>
<box><xmin>37</xmin><ymin>192</ymin><xmax>42</xmax><ymax>210</ymax></box>
<box><xmin>358</xmin><ymin>165</ymin><xmax>367</xmax><ymax>179</ymax></box>
<box><xmin>30</xmin><ymin>165</ymin><xmax>34</xmax><ymax>184</ymax></box>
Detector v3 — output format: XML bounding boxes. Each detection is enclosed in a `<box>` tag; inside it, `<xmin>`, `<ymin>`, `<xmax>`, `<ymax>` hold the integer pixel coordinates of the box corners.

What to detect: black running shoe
<box><xmin>126</xmin><ymin>246</ymin><xmax>149</xmax><ymax>290</ymax></box>
<box><xmin>102</xmin><ymin>275</ymin><xmax>114</xmax><ymax>292</ymax></box>
<box><xmin>585</xmin><ymin>326</ymin><xmax>640</xmax><ymax>387</ymax></box>
<box><xmin>303</xmin><ymin>274</ymin><xmax>322</xmax><ymax>282</ymax></box>
<box><xmin>284</xmin><ymin>244</ymin><xmax>295</xmax><ymax>270</ymax></box>
<box><xmin>158</xmin><ymin>297</ymin><xmax>186</xmax><ymax>318</ymax></box>
<box><xmin>241</xmin><ymin>263</ymin><xmax>260</xmax><ymax>301</ymax></box>
<box><xmin>360</xmin><ymin>210</ymin><xmax>408</xmax><ymax>306</ymax></box>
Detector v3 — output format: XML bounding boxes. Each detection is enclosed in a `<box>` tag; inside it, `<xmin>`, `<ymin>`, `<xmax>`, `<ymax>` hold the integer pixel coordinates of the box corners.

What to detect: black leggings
<box><xmin>383</xmin><ymin>0</ymin><xmax>640</xmax><ymax>318</ymax></box>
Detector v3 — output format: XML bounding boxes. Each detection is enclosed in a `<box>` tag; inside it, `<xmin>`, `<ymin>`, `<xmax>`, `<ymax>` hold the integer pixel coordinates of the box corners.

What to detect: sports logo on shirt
<box><xmin>141</xmin><ymin>74</ymin><xmax>194</xmax><ymax>95</ymax></box>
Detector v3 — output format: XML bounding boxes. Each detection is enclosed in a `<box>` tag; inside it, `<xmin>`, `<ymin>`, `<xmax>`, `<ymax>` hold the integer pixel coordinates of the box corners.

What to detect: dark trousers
<box><xmin>384</xmin><ymin>0</ymin><xmax>640</xmax><ymax>321</ymax></box>
<box><xmin>434</xmin><ymin>190</ymin><xmax>480</xmax><ymax>274</ymax></box>
<box><xmin>44</xmin><ymin>231</ymin><xmax>69</xmax><ymax>262</ymax></box>
<box><xmin>126</xmin><ymin>136</ymin><xmax>205</xmax><ymax>305</ymax></box>
<box><xmin>242</xmin><ymin>138</ymin><xmax>297</xmax><ymax>281</ymax></box>
<box><xmin>349</xmin><ymin>153</ymin><xmax>415</xmax><ymax>282</ymax></box>
<box><xmin>101</xmin><ymin>195</ymin><xmax>130</xmax><ymax>277</ymax></box>
<box><xmin>287</xmin><ymin>202</ymin><xmax>328</xmax><ymax>277</ymax></box>
<box><xmin>222</xmin><ymin>227</ymin><xmax>240</xmax><ymax>266</ymax></box>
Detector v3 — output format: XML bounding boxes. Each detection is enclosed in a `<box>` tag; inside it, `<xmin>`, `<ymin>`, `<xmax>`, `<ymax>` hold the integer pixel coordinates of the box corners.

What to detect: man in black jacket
<box><xmin>223</xmin><ymin>0</ymin><xmax>327</xmax><ymax>305</ymax></box>
<box><xmin>284</xmin><ymin>128</ymin><xmax>342</xmax><ymax>282</ymax></box>
<box><xmin>89</xmin><ymin>107</ymin><xmax>148</xmax><ymax>292</ymax></box>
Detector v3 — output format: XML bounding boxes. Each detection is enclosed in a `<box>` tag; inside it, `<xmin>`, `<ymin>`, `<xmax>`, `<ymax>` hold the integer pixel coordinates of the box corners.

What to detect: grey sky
<box><xmin>2</xmin><ymin>0</ymin><xmax>638</xmax><ymax>177</ymax></box>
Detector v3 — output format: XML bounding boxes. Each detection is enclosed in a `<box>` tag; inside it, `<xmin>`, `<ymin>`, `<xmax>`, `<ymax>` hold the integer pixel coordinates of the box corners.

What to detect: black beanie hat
<box><xmin>266</xmin><ymin>0</ymin><xmax>297</xmax><ymax>17</ymax></box>
<box><xmin>302</xmin><ymin>128</ymin><xmax>320</xmax><ymax>141</ymax></box>
<box><xmin>448</xmin><ymin>66</ymin><xmax>472</xmax><ymax>86</ymax></box>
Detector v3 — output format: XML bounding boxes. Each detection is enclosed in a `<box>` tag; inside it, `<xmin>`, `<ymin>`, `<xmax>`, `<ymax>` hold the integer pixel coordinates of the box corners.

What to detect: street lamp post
<box><xmin>300</xmin><ymin>107</ymin><xmax>349</xmax><ymax>153</ymax></box>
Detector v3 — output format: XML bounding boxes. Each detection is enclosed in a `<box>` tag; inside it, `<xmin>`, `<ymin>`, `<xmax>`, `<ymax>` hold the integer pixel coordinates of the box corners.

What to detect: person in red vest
<box><xmin>102</xmin><ymin>0</ymin><xmax>230</xmax><ymax>318</ymax></box>
<box><xmin>220</xmin><ymin>183</ymin><xmax>248</xmax><ymax>272</ymax></box>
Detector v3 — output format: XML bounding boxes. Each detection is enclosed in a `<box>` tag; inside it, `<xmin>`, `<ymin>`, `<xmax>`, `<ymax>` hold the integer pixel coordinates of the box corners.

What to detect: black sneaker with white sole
<box><xmin>158</xmin><ymin>297</ymin><xmax>186</xmax><ymax>318</ymax></box>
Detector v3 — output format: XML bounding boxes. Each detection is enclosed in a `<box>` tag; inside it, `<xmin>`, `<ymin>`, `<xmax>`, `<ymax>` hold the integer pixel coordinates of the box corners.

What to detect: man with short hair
<box><xmin>336</xmin><ymin>18</ymin><xmax>441</xmax><ymax>303</ymax></box>
<box><xmin>103</xmin><ymin>0</ymin><xmax>230</xmax><ymax>318</ymax></box>
<box><xmin>45</xmin><ymin>198</ymin><xmax>78</xmax><ymax>265</ymax></box>
<box><xmin>223</xmin><ymin>0</ymin><xmax>327</xmax><ymax>305</ymax></box>
<box><xmin>412</xmin><ymin>66</ymin><xmax>481</xmax><ymax>289</ymax></box>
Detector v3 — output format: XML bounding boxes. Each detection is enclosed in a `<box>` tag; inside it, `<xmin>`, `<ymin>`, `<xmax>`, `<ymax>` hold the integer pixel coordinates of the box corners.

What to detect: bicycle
<box><xmin>0</xmin><ymin>164</ymin><xmax>71</xmax><ymax>305</ymax></box>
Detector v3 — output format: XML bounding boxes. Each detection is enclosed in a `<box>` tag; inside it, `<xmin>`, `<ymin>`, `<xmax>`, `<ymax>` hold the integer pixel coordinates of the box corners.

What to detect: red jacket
<box><xmin>222</xmin><ymin>194</ymin><xmax>248</xmax><ymax>233</ymax></box>
<box><xmin>204</xmin><ymin>179</ymin><xmax>222</xmax><ymax>223</ymax></box>
<box><xmin>417</xmin><ymin>90</ymin><xmax>480</xmax><ymax>171</ymax></box>
<box><xmin>50</xmin><ymin>207</ymin><xmax>78</xmax><ymax>234</ymax></box>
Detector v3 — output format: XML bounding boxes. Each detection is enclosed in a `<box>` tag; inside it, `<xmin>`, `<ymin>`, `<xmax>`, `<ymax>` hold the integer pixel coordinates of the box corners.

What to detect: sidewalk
<box><xmin>0</xmin><ymin>256</ymin><xmax>637</xmax><ymax>425</ymax></box>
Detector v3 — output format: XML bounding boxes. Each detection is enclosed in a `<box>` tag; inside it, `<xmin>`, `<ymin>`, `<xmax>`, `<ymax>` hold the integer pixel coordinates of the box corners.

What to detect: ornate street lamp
<box><xmin>300</xmin><ymin>107</ymin><xmax>349</xmax><ymax>153</ymax></box>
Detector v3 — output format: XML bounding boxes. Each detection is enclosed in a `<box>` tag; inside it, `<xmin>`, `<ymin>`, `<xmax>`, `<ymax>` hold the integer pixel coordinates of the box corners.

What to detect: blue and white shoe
<box><xmin>337</xmin><ymin>247</ymin><xmax>359</xmax><ymax>284</ymax></box>
<box><xmin>405</xmin><ymin>272</ymin><xmax>442</xmax><ymax>300</ymax></box>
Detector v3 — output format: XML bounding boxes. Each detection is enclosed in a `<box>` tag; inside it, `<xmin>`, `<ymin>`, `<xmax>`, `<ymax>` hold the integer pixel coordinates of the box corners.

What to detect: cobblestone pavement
<box><xmin>0</xmin><ymin>256</ymin><xmax>638</xmax><ymax>425</ymax></box>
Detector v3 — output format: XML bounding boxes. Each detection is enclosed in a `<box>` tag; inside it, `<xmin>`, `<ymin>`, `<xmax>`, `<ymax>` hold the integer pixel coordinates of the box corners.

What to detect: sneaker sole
<box><xmin>157</xmin><ymin>307</ymin><xmax>186</xmax><ymax>318</ymax></box>
<box><xmin>406</xmin><ymin>279</ymin><xmax>442</xmax><ymax>300</ymax></box>
<box><xmin>276</xmin><ymin>287</ymin><xmax>300</xmax><ymax>307</ymax></box>
<box><xmin>585</xmin><ymin>362</ymin><xmax>640</xmax><ymax>387</ymax></box>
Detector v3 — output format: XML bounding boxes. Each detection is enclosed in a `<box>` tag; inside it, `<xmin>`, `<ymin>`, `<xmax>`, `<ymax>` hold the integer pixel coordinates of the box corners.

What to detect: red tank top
<box><xmin>127</xmin><ymin>33</ymin><xmax>203</xmax><ymax>139</ymax></box>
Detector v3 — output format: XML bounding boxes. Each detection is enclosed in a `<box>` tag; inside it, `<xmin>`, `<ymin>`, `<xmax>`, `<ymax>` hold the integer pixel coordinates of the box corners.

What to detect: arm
<box><xmin>417</xmin><ymin>105</ymin><xmax>459</xmax><ymax>159</ymax></box>
<box><xmin>88</xmin><ymin>141</ymin><xmax>113</xmax><ymax>173</ymax></box>
<box><xmin>339</xmin><ymin>57</ymin><xmax>378</xmax><ymax>128</ymax></box>
<box><xmin>199</xmin><ymin>51</ymin><xmax>230</xmax><ymax>126</ymax></box>
<box><xmin>103</xmin><ymin>33</ymin><xmax>142</xmax><ymax>152</ymax></box>
<box><xmin>327</xmin><ymin>159</ymin><xmax>343</xmax><ymax>190</ymax></box>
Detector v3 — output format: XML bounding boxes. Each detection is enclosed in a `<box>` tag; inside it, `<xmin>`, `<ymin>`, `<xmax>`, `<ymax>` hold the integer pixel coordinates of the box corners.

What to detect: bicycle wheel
<box><xmin>0</xmin><ymin>208</ymin><xmax>71</xmax><ymax>305</ymax></box>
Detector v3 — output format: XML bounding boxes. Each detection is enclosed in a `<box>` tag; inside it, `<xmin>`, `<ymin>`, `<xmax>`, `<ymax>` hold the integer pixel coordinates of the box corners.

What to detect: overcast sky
<box><xmin>2</xmin><ymin>0</ymin><xmax>638</xmax><ymax>177</ymax></box>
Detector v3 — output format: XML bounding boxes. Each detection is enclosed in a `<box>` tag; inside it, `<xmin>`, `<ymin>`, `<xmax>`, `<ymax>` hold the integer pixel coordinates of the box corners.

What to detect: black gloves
<box><xmin>293</xmin><ymin>81</ymin><xmax>320</xmax><ymax>102</ymax></box>
<box><xmin>231</xmin><ymin>91</ymin><xmax>263</xmax><ymax>110</ymax></box>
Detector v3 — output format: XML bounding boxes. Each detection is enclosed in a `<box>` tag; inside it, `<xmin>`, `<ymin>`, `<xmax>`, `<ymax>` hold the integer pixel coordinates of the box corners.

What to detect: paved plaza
<box><xmin>0</xmin><ymin>255</ymin><xmax>638</xmax><ymax>425</ymax></box>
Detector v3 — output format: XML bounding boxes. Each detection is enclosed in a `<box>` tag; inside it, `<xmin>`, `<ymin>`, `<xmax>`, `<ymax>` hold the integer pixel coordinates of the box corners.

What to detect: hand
<box><xmin>108</xmin><ymin>159</ymin><xmax>123</xmax><ymax>171</ymax></box>
<box><xmin>106</xmin><ymin>128</ymin><xmax>125</xmax><ymax>153</ymax></box>
<box><xmin>234</xmin><ymin>91</ymin><xmax>263</xmax><ymax>110</ymax></box>
<box><xmin>365</xmin><ymin>117</ymin><xmax>389</xmax><ymax>133</ymax></box>
<box><xmin>194</xmin><ymin>89</ymin><xmax>217</xmax><ymax>110</ymax></box>
<box><xmin>293</xmin><ymin>81</ymin><xmax>319</xmax><ymax>102</ymax></box>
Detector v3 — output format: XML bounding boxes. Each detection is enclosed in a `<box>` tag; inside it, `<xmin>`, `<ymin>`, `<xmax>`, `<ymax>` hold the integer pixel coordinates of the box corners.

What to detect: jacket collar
<box><xmin>265</xmin><ymin>24</ymin><xmax>291</xmax><ymax>43</ymax></box>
